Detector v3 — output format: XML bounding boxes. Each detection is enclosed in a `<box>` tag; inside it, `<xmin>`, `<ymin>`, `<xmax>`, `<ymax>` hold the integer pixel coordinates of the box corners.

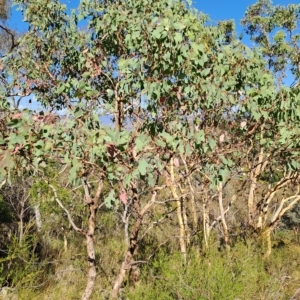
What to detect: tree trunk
<box><xmin>64</xmin><ymin>234</ymin><xmax>68</xmax><ymax>252</ymax></box>
<box><xmin>190</xmin><ymin>193</ymin><xmax>198</xmax><ymax>233</ymax></box>
<box><xmin>82</xmin><ymin>204</ymin><xmax>97</xmax><ymax>300</ymax></box>
<box><xmin>248</xmin><ymin>147</ymin><xmax>264</xmax><ymax>228</ymax></box>
<box><xmin>248</xmin><ymin>146</ymin><xmax>269</xmax><ymax>228</ymax></box>
<box><xmin>180</xmin><ymin>154</ymin><xmax>198</xmax><ymax>231</ymax></box>
<box><xmin>248</xmin><ymin>173</ymin><xmax>257</xmax><ymax>228</ymax></box>
<box><xmin>111</xmin><ymin>187</ymin><xmax>156</xmax><ymax>299</ymax></box>
<box><xmin>34</xmin><ymin>204</ymin><xmax>42</xmax><ymax>232</ymax></box>
<box><xmin>262</xmin><ymin>228</ymin><xmax>272</xmax><ymax>259</ymax></box>
<box><xmin>170</xmin><ymin>158</ymin><xmax>186</xmax><ymax>261</ymax></box>
<box><xmin>111</xmin><ymin>209</ymin><xmax>141</xmax><ymax>299</ymax></box>
<box><xmin>182</xmin><ymin>200</ymin><xmax>190</xmax><ymax>245</ymax></box>
<box><xmin>203</xmin><ymin>199</ymin><xmax>210</xmax><ymax>249</ymax></box>
<box><xmin>19</xmin><ymin>199</ymin><xmax>24</xmax><ymax>244</ymax></box>
<box><xmin>111</xmin><ymin>250</ymin><xmax>133</xmax><ymax>299</ymax></box>
<box><xmin>218</xmin><ymin>182</ymin><xmax>230</xmax><ymax>249</ymax></box>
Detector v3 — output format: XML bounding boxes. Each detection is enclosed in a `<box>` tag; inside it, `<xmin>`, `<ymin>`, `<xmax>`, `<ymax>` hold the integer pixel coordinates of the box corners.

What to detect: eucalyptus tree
<box><xmin>240</xmin><ymin>0</ymin><xmax>300</xmax><ymax>257</ymax></box>
<box><xmin>1</xmin><ymin>0</ymin><xmax>299</xmax><ymax>298</ymax></box>
<box><xmin>241</xmin><ymin>0</ymin><xmax>300</xmax><ymax>85</ymax></box>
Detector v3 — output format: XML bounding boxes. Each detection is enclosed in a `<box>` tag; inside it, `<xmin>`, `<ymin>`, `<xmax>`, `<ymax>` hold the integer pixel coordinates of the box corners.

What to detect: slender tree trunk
<box><xmin>170</xmin><ymin>158</ymin><xmax>186</xmax><ymax>261</ymax></box>
<box><xmin>203</xmin><ymin>198</ymin><xmax>210</xmax><ymax>249</ymax></box>
<box><xmin>111</xmin><ymin>186</ymin><xmax>156</xmax><ymax>299</ymax></box>
<box><xmin>19</xmin><ymin>201</ymin><xmax>24</xmax><ymax>244</ymax></box>
<box><xmin>111</xmin><ymin>210</ymin><xmax>140</xmax><ymax>299</ymax></box>
<box><xmin>248</xmin><ymin>173</ymin><xmax>257</xmax><ymax>228</ymax></box>
<box><xmin>182</xmin><ymin>200</ymin><xmax>190</xmax><ymax>245</ymax></box>
<box><xmin>262</xmin><ymin>228</ymin><xmax>272</xmax><ymax>259</ymax></box>
<box><xmin>82</xmin><ymin>204</ymin><xmax>97</xmax><ymax>300</ymax></box>
<box><xmin>19</xmin><ymin>219</ymin><xmax>24</xmax><ymax>244</ymax></box>
<box><xmin>178</xmin><ymin>184</ymin><xmax>191</xmax><ymax>246</ymax></box>
<box><xmin>218</xmin><ymin>182</ymin><xmax>230</xmax><ymax>249</ymax></box>
<box><xmin>81</xmin><ymin>179</ymin><xmax>103</xmax><ymax>300</ymax></box>
<box><xmin>248</xmin><ymin>145</ymin><xmax>269</xmax><ymax>228</ymax></box>
<box><xmin>190</xmin><ymin>193</ymin><xmax>198</xmax><ymax>232</ymax></box>
<box><xmin>248</xmin><ymin>147</ymin><xmax>264</xmax><ymax>228</ymax></box>
<box><xmin>64</xmin><ymin>234</ymin><xmax>68</xmax><ymax>252</ymax></box>
<box><xmin>180</xmin><ymin>154</ymin><xmax>198</xmax><ymax>231</ymax></box>
<box><xmin>34</xmin><ymin>204</ymin><xmax>42</xmax><ymax>232</ymax></box>
<box><xmin>293</xmin><ymin>227</ymin><xmax>299</xmax><ymax>243</ymax></box>
<box><xmin>111</xmin><ymin>249</ymin><xmax>133</xmax><ymax>299</ymax></box>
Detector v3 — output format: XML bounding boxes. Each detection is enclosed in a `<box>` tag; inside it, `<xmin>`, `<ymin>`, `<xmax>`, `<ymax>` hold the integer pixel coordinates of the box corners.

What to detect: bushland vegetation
<box><xmin>1</xmin><ymin>0</ymin><xmax>300</xmax><ymax>299</ymax></box>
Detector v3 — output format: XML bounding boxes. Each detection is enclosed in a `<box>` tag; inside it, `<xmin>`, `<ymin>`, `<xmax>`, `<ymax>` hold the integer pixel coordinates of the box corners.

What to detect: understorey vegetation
<box><xmin>1</xmin><ymin>0</ymin><xmax>300</xmax><ymax>299</ymax></box>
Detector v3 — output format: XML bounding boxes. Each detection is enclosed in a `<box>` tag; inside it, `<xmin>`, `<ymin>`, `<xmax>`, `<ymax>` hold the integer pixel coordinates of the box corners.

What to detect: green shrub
<box><xmin>125</xmin><ymin>243</ymin><xmax>281</xmax><ymax>300</ymax></box>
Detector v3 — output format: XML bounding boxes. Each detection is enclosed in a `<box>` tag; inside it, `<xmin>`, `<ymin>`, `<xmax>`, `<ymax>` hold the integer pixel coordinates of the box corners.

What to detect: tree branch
<box><xmin>48</xmin><ymin>183</ymin><xmax>84</xmax><ymax>234</ymax></box>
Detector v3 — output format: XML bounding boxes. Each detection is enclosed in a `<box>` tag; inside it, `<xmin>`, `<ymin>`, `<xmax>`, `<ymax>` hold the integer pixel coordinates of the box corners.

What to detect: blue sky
<box><xmin>197</xmin><ymin>0</ymin><xmax>294</xmax><ymax>24</ymax></box>
<box><xmin>7</xmin><ymin>0</ymin><xmax>297</xmax><ymax>35</ymax></box>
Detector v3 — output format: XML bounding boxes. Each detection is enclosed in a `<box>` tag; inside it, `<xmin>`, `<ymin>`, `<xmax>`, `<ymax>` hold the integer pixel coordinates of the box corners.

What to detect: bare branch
<box><xmin>210</xmin><ymin>193</ymin><xmax>237</xmax><ymax>230</ymax></box>
<box><xmin>48</xmin><ymin>183</ymin><xmax>84</xmax><ymax>234</ymax></box>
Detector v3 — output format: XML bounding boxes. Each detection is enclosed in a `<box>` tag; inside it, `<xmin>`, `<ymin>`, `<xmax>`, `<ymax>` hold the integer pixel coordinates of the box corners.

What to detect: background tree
<box><xmin>240</xmin><ymin>0</ymin><xmax>300</xmax><ymax>256</ymax></box>
<box><xmin>241</xmin><ymin>0</ymin><xmax>300</xmax><ymax>86</ymax></box>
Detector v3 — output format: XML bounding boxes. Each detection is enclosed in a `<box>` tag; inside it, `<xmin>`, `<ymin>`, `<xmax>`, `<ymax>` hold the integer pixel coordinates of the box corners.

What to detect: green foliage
<box><xmin>241</xmin><ymin>0</ymin><xmax>300</xmax><ymax>81</ymax></box>
<box><xmin>0</xmin><ymin>0</ymin><xmax>283</xmax><ymax>189</ymax></box>
<box><xmin>0</xmin><ymin>235</ymin><xmax>43</xmax><ymax>289</ymax></box>
<box><xmin>125</xmin><ymin>244</ymin><xmax>287</xmax><ymax>300</ymax></box>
